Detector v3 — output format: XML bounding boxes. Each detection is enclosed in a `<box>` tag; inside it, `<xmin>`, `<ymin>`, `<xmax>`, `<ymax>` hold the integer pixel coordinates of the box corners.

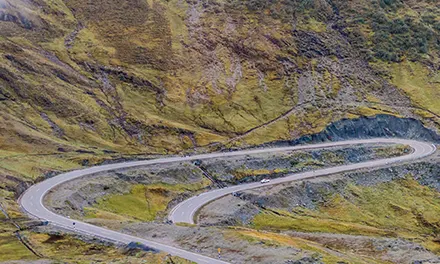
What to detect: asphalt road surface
<box><xmin>20</xmin><ymin>138</ymin><xmax>436</xmax><ymax>264</ymax></box>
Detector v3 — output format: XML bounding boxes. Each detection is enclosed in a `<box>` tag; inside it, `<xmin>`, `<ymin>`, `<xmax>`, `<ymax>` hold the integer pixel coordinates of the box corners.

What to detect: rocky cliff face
<box><xmin>263</xmin><ymin>114</ymin><xmax>440</xmax><ymax>146</ymax></box>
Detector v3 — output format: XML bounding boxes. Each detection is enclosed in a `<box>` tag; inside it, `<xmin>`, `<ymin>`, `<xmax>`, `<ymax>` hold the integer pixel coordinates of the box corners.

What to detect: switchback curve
<box><xmin>20</xmin><ymin>138</ymin><xmax>436</xmax><ymax>264</ymax></box>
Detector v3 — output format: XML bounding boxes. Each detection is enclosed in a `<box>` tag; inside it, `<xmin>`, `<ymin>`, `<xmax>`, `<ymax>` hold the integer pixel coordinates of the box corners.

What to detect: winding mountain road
<box><xmin>20</xmin><ymin>138</ymin><xmax>436</xmax><ymax>264</ymax></box>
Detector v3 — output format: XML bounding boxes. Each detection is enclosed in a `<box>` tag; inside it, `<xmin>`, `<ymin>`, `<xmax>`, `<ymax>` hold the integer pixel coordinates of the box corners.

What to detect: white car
<box><xmin>260</xmin><ymin>178</ymin><xmax>270</xmax><ymax>184</ymax></box>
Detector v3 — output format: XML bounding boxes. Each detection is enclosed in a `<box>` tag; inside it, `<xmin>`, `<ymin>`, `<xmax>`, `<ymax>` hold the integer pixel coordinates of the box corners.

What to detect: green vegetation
<box><xmin>252</xmin><ymin>178</ymin><xmax>440</xmax><ymax>253</ymax></box>
<box><xmin>0</xmin><ymin>215</ymin><xmax>193</xmax><ymax>263</ymax></box>
<box><xmin>344</xmin><ymin>0</ymin><xmax>440</xmax><ymax>62</ymax></box>
<box><xmin>373</xmin><ymin>144</ymin><xmax>411</xmax><ymax>158</ymax></box>
<box><xmin>91</xmin><ymin>182</ymin><xmax>209</xmax><ymax>221</ymax></box>
<box><xmin>389</xmin><ymin>61</ymin><xmax>440</xmax><ymax>115</ymax></box>
<box><xmin>1</xmin><ymin>0</ymin><xmax>439</xmax><ymax>262</ymax></box>
<box><xmin>1</xmin><ymin>0</ymin><xmax>438</xmax><ymax>174</ymax></box>
<box><xmin>233</xmin><ymin>229</ymin><xmax>383</xmax><ymax>264</ymax></box>
<box><xmin>0</xmin><ymin>225</ymin><xmax>36</xmax><ymax>262</ymax></box>
<box><xmin>25</xmin><ymin>231</ymin><xmax>194</xmax><ymax>264</ymax></box>
<box><xmin>370</xmin><ymin>11</ymin><xmax>438</xmax><ymax>61</ymax></box>
<box><xmin>253</xmin><ymin>210</ymin><xmax>393</xmax><ymax>237</ymax></box>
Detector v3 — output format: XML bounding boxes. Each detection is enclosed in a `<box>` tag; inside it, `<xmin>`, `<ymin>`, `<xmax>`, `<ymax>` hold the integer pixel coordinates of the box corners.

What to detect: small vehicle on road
<box><xmin>260</xmin><ymin>178</ymin><xmax>270</xmax><ymax>184</ymax></box>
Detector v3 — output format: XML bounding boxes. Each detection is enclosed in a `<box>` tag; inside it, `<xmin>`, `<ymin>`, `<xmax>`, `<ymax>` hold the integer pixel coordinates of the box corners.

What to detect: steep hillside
<box><xmin>0</xmin><ymin>0</ymin><xmax>439</xmax><ymax>262</ymax></box>
<box><xmin>1</xmin><ymin>0</ymin><xmax>439</xmax><ymax>158</ymax></box>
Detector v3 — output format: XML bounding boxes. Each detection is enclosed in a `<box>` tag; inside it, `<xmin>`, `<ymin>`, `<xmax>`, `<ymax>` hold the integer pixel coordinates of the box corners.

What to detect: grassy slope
<box><xmin>231</xmin><ymin>229</ymin><xmax>386</xmax><ymax>264</ymax></box>
<box><xmin>25</xmin><ymin>231</ymin><xmax>195</xmax><ymax>264</ymax></box>
<box><xmin>0</xmin><ymin>222</ymin><xmax>36</xmax><ymax>262</ymax></box>
<box><xmin>0</xmin><ymin>0</ymin><xmax>439</xmax><ymax>262</ymax></box>
<box><xmin>0</xmin><ymin>0</ymin><xmax>439</xmax><ymax>159</ymax></box>
<box><xmin>89</xmin><ymin>181</ymin><xmax>210</xmax><ymax>222</ymax></box>
<box><xmin>0</xmin><ymin>212</ymin><xmax>193</xmax><ymax>263</ymax></box>
<box><xmin>252</xmin><ymin>178</ymin><xmax>440</xmax><ymax>254</ymax></box>
<box><xmin>390</xmin><ymin>61</ymin><xmax>440</xmax><ymax>115</ymax></box>
<box><xmin>0</xmin><ymin>0</ymin><xmax>438</xmax><ymax>180</ymax></box>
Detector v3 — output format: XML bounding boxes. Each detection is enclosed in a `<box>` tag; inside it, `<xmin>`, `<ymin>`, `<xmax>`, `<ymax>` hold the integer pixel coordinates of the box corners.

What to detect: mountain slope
<box><xmin>1</xmin><ymin>0</ymin><xmax>439</xmax><ymax>157</ymax></box>
<box><xmin>0</xmin><ymin>0</ymin><xmax>439</xmax><ymax>261</ymax></box>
